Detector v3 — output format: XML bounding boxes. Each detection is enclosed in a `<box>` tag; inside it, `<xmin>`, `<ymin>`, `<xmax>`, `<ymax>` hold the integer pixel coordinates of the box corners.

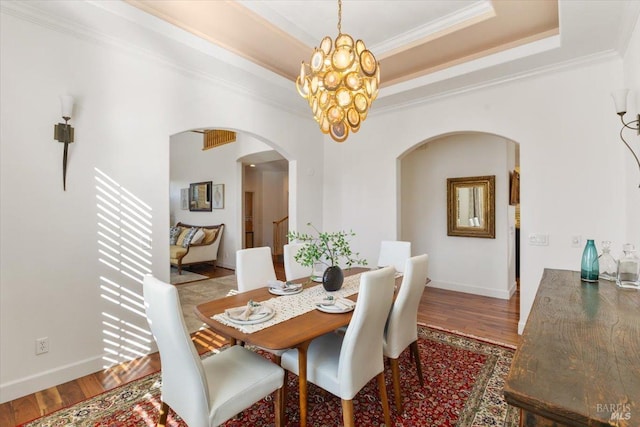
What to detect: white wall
<box><xmin>323</xmin><ymin>58</ymin><xmax>629</xmax><ymax>335</ymax></box>
<box><xmin>0</xmin><ymin>7</ymin><xmax>322</xmax><ymax>402</ymax></box>
<box><xmin>260</xmin><ymin>170</ymin><xmax>288</xmax><ymax>248</ymax></box>
<box><xmin>623</xmin><ymin>13</ymin><xmax>640</xmax><ymax>247</ymax></box>
<box><xmin>400</xmin><ymin>133</ymin><xmax>515</xmax><ymax>299</ymax></box>
<box><xmin>243</xmin><ymin>165</ymin><xmax>288</xmax><ymax>251</ymax></box>
<box><xmin>244</xmin><ymin>167</ymin><xmax>263</xmax><ymax>247</ymax></box>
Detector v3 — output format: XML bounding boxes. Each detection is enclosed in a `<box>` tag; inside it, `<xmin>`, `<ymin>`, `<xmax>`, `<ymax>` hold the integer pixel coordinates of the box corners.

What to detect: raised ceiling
<box><xmin>125</xmin><ymin>0</ymin><xmax>559</xmax><ymax>88</ymax></box>
<box><xmin>7</xmin><ymin>1</ymin><xmax>637</xmax><ymax>113</ymax></box>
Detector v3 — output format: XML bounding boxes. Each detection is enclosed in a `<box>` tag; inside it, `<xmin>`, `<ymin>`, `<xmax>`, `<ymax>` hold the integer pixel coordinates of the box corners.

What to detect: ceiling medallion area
<box><xmin>296</xmin><ymin>0</ymin><xmax>380</xmax><ymax>143</ymax></box>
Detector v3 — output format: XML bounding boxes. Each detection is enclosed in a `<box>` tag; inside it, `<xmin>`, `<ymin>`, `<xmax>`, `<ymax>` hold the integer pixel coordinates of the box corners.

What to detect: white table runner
<box><xmin>212</xmin><ymin>272</ymin><xmax>362</xmax><ymax>334</ymax></box>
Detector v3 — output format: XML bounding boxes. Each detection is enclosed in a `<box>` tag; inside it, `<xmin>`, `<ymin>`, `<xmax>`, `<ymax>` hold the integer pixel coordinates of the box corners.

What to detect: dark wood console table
<box><xmin>504</xmin><ymin>269</ymin><xmax>639</xmax><ymax>426</ymax></box>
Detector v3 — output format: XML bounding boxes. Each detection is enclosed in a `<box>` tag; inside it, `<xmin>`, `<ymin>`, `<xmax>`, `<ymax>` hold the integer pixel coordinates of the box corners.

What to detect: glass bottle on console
<box><xmin>616</xmin><ymin>244</ymin><xmax>640</xmax><ymax>289</ymax></box>
<box><xmin>598</xmin><ymin>241</ymin><xmax>617</xmax><ymax>281</ymax></box>
<box><xmin>580</xmin><ymin>239</ymin><xmax>599</xmax><ymax>282</ymax></box>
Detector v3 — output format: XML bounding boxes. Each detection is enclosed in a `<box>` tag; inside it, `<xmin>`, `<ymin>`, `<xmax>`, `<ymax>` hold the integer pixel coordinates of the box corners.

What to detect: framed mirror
<box><xmin>447</xmin><ymin>175</ymin><xmax>495</xmax><ymax>238</ymax></box>
<box><xmin>189</xmin><ymin>181</ymin><xmax>212</xmax><ymax>212</ymax></box>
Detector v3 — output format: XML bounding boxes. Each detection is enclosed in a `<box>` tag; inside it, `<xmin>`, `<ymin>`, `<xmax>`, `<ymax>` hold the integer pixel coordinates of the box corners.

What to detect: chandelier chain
<box><xmin>337</xmin><ymin>0</ymin><xmax>342</xmax><ymax>35</ymax></box>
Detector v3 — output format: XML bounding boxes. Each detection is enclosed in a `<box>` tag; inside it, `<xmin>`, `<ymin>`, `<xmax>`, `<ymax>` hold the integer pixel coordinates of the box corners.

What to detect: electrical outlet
<box><xmin>36</xmin><ymin>337</ymin><xmax>49</xmax><ymax>355</ymax></box>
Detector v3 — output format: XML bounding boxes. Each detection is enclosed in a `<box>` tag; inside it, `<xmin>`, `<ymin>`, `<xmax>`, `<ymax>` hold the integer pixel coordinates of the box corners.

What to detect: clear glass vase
<box><xmin>581</xmin><ymin>239</ymin><xmax>599</xmax><ymax>282</ymax></box>
<box><xmin>598</xmin><ymin>241</ymin><xmax>617</xmax><ymax>281</ymax></box>
<box><xmin>616</xmin><ymin>244</ymin><xmax>640</xmax><ymax>289</ymax></box>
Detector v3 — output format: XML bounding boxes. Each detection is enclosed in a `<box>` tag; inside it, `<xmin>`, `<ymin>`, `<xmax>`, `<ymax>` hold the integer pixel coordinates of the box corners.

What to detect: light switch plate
<box><xmin>529</xmin><ymin>233</ymin><xmax>549</xmax><ymax>246</ymax></box>
<box><xmin>571</xmin><ymin>235</ymin><xmax>582</xmax><ymax>248</ymax></box>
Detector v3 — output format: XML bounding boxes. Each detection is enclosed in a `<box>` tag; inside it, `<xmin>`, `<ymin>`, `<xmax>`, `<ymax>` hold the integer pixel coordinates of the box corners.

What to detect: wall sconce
<box><xmin>612</xmin><ymin>89</ymin><xmax>640</xmax><ymax>188</ymax></box>
<box><xmin>53</xmin><ymin>95</ymin><xmax>75</xmax><ymax>191</ymax></box>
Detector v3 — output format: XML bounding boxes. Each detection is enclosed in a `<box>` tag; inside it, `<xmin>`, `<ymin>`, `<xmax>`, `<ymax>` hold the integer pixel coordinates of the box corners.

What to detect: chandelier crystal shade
<box><xmin>296</xmin><ymin>0</ymin><xmax>380</xmax><ymax>142</ymax></box>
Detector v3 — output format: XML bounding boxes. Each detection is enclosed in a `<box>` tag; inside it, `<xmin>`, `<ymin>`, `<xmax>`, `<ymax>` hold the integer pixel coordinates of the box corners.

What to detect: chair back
<box><xmin>338</xmin><ymin>266</ymin><xmax>395</xmax><ymax>399</ymax></box>
<box><xmin>384</xmin><ymin>254</ymin><xmax>429</xmax><ymax>359</ymax></box>
<box><xmin>236</xmin><ymin>246</ymin><xmax>277</xmax><ymax>292</ymax></box>
<box><xmin>283</xmin><ymin>243</ymin><xmax>310</xmax><ymax>281</ymax></box>
<box><xmin>377</xmin><ymin>240</ymin><xmax>412</xmax><ymax>273</ymax></box>
<box><xmin>143</xmin><ymin>275</ymin><xmax>210</xmax><ymax>427</ymax></box>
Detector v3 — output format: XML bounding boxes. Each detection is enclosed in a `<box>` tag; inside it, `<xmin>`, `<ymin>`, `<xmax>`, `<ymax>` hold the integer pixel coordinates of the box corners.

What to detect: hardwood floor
<box><xmin>0</xmin><ymin>263</ymin><xmax>520</xmax><ymax>426</ymax></box>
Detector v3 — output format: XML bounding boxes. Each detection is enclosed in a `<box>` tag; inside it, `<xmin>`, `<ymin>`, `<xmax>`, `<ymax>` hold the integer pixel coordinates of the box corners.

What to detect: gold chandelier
<box><xmin>296</xmin><ymin>0</ymin><xmax>380</xmax><ymax>142</ymax></box>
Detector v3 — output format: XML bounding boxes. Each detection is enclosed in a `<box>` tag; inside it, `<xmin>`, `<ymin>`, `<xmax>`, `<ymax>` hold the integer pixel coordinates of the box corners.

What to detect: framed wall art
<box><xmin>212</xmin><ymin>184</ymin><xmax>224</xmax><ymax>209</ymax></box>
<box><xmin>189</xmin><ymin>181</ymin><xmax>212</xmax><ymax>212</ymax></box>
<box><xmin>180</xmin><ymin>188</ymin><xmax>189</xmax><ymax>210</ymax></box>
<box><xmin>509</xmin><ymin>170</ymin><xmax>520</xmax><ymax>206</ymax></box>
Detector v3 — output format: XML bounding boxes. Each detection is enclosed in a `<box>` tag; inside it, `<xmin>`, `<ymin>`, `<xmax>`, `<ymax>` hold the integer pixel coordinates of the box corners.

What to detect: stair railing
<box><xmin>272</xmin><ymin>216</ymin><xmax>289</xmax><ymax>260</ymax></box>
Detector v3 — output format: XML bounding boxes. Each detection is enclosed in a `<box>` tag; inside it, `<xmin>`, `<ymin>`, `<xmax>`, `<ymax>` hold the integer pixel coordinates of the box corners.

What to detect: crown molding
<box><xmin>373</xmin><ymin>0</ymin><xmax>495</xmax><ymax>57</ymax></box>
<box><xmin>373</xmin><ymin>49</ymin><xmax>620</xmax><ymax>117</ymax></box>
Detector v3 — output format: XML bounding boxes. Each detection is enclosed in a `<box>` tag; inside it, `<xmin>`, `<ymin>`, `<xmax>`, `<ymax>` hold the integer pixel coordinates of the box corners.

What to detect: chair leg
<box><xmin>341</xmin><ymin>399</ymin><xmax>355</xmax><ymax>427</ymax></box>
<box><xmin>280</xmin><ymin>371</ymin><xmax>288</xmax><ymax>425</ymax></box>
<box><xmin>157</xmin><ymin>401</ymin><xmax>169</xmax><ymax>427</ymax></box>
<box><xmin>377</xmin><ymin>372</ymin><xmax>392</xmax><ymax>426</ymax></box>
<box><xmin>389</xmin><ymin>357</ymin><xmax>403</xmax><ymax>413</ymax></box>
<box><xmin>274</xmin><ymin>382</ymin><xmax>285</xmax><ymax>427</ymax></box>
<box><xmin>410</xmin><ymin>340</ymin><xmax>425</xmax><ymax>387</ymax></box>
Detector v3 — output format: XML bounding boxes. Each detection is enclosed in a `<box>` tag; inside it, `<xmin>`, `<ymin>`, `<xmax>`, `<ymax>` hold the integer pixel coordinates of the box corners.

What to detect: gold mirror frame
<box><xmin>447</xmin><ymin>175</ymin><xmax>495</xmax><ymax>238</ymax></box>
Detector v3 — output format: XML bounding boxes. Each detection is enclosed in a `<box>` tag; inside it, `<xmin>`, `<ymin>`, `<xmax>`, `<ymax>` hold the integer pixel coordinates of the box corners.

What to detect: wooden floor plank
<box><xmin>10</xmin><ymin>394</ymin><xmax>42</xmax><ymax>425</ymax></box>
<box><xmin>76</xmin><ymin>374</ymin><xmax>107</xmax><ymax>401</ymax></box>
<box><xmin>0</xmin><ymin>401</ymin><xmax>16</xmax><ymax>427</ymax></box>
<box><xmin>3</xmin><ymin>264</ymin><xmax>520</xmax><ymax>423</ymax></box>
<box><xmin>57</xmin><ymin>380</ymin><xmax>89</xmax><ymax>408</ymax></box>
<box><xmin>34</xmin><ymin>387</ymin><xmax>64</xmax><ymax>418</ymax></box>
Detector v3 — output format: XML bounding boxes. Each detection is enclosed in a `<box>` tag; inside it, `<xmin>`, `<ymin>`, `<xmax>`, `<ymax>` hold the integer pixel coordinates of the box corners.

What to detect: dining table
<box><xmin>194</xmin><ymin>267</ymin><xmax>401</xmax><ymax>427</ymax></box>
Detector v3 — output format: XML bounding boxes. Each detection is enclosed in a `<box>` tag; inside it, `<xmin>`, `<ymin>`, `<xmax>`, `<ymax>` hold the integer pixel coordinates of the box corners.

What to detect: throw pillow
<box><xmin>202</xmin><ymin>227</ymin><xmax>219</xmax><ymax>244</ymax></box>
<box><xmin>170</xmin><ymin>226</ymin><xmax>182</xmax><ymax>245</ymax></box>
<box><xmin>190</xmin><ymin>228</ymin><xmax>205</xmax><ymax>244</ymax></box>
<box><xmin>182</xmin><ymin>227</ymin><xmax>200</xmax><ymax>248</ymax></box>
<box><xmin>176</xmin><ymin>228</ymin><xmax>190</xmax><ymax>246</ymax></box>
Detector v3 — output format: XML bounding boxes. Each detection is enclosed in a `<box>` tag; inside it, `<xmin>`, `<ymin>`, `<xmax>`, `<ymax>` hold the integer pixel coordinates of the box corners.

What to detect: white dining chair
<box><xmin>383</xmin><ymin>254</ymin><xmax>429</xmax><ymax>413</ymax></box>
<box><xmin>281</xmin><ymin>267</ymin><xmax>396</xmax><ymax>427</ymax></box>
<box><xmin>235</xmin><ymin>246</ymin><xmax>288</xmax><ymax>365</ymax></box>
<box><xmin>142</xmin><ymin>275</ymin><xmax>284</xmax><ymax>427</ymax></box>
<box><xmin>377</xmin><ymin>240</ymin><xmax>412</xmax><ymax>273</ymax></box>
<box><xmin>283</xmin><ymin>243</ymin><xmax>310</xmax><ymax>281</ymax></box>
<box><xmin>236</xmin><ymin>246</ymin><xmax>277</xmax><ymax>292</ymax></box>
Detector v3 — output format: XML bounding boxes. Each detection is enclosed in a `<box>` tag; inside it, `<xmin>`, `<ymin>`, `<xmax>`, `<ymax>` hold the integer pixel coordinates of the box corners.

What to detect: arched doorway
<box><xmin>399</xmin><ymin>132</ymin><xmax>520</xmax><ymax>302</ymax></box>
<box><xmin>169</xmin><ymin>129</ymin><xmax>291</xmax><ymax>271</ymax></box>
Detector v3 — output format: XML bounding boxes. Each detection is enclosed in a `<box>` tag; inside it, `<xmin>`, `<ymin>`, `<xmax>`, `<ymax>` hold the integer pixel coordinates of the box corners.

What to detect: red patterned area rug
<box><xmin>20</xmin><ymin>326</ymin><xmax>519</xmax><ymax>427</ymax></box>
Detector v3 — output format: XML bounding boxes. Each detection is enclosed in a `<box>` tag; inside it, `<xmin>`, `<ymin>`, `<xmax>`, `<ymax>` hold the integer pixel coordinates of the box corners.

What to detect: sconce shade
<box><xmin>60</xmin><ymin>95</ymin><xmax>74</xmax><ymax>119</ymax></box>
<box><xmin>611</xmin><ymin>88</ymin><xmax>640</xmax><ymax>188</ymax></box>
<box><xmin>611</xmin><ymin>89</ymin><xmax>629</xmax><ymax>114</ymax></box>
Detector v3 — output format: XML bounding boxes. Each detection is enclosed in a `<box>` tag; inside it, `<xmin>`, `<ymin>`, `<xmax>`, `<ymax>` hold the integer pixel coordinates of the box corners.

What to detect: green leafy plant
<box><xmin>287</xmin><ymin>223</ymin><xmax>368</xmax><ymax>268</ymax></box>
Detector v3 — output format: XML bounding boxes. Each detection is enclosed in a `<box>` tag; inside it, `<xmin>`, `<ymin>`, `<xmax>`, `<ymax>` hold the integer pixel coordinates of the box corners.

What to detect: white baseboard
<box><xmin>218</xmin><ymin>262</ymin><xmax>235</xmax><ymax>271</ymax></box>
<box><xmin>0</xmin><ymin>354</ymin><xmax>105</xmax><ymax>404</ymax></box>
<box><xmin>507</xmin><ymin>280</ymin><xmax>517</xmax><ymax>298</ymax></box>
<box><xmin>427</xmin><ymin>279</ymin><xmax>513</xmax><ymax>300</ymax></box>
<box><xmin>518</xmin><ymin>320</ymin><xmax>527</xmax><ymax>335</ymax></box>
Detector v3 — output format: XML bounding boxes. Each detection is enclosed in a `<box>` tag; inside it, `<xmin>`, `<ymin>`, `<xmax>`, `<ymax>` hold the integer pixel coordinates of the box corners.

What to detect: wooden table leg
<box><xmin>297</xmin><ymin>341</ymin><xmax>311</xmax><ymax>427</ymax></box>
